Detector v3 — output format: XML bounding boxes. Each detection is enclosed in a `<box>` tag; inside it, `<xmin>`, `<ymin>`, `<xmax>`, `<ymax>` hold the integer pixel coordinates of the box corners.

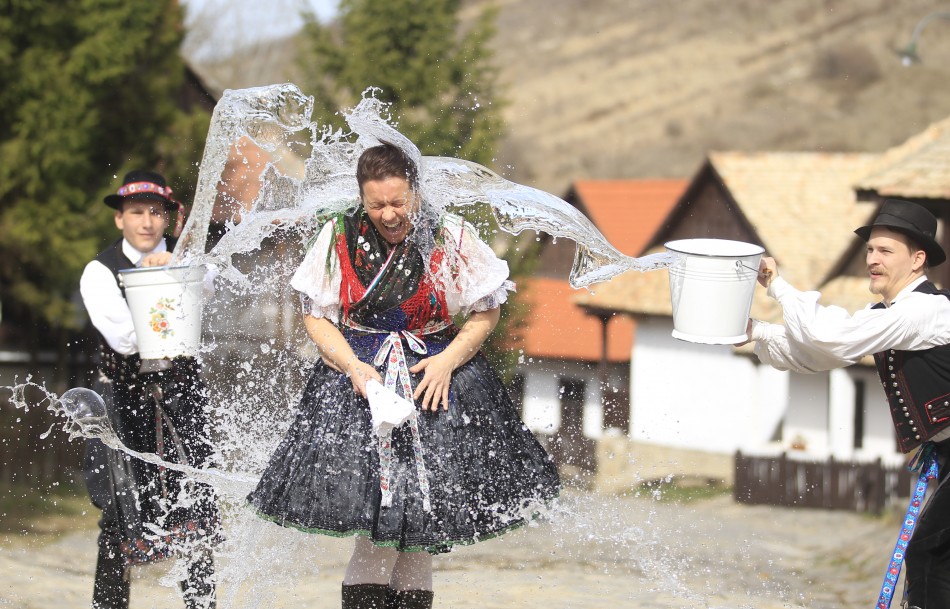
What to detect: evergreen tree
<box><xmin>0</xmin><ymin>0</ymin><xmax>210</xmax><ymax>352</ymax></box>
<box><xmin>299</xmin><ymin>0</ymin><xmax>502</xmax><ymax>165</ymax></box>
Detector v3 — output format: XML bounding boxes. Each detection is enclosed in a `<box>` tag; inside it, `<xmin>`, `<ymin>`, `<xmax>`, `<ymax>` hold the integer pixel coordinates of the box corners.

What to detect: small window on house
<box><xmin>558</xmin><ymin>378</ymin><xmax>586</xmax><ymax>432</ymax></box>
<box><xmin>602</xmin><ymin>381</ymin><xmax>630</xmax><ymax>433</ymax></box>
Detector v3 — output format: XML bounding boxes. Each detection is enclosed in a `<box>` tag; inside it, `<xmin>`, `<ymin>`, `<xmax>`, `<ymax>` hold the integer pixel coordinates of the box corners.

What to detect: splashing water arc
<box><xmin>171</xmin><ymin>83</ymin><xmax>674</xmax><ymax>287</ymax></box>
<box><xmin>0</xmin><ymin>82</ymin><xmax>843</xmax><ymax>609</ymax></box>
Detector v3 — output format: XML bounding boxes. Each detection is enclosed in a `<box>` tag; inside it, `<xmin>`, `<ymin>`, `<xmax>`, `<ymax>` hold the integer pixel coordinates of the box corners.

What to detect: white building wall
<box><xmin>828</xmin><ymin>368</ymin><xmax>856</xmax><ymax>457</ymax></box>
<box><xmin>630</xmin><ymin>318</ymin><xmax>762</xmax><ymax>453</ymax></box>
<box><xmin>860</xmin><ymin>369</ymin><xmax>902</xmax><ymax>462</ymax></box>
<box><xmin>783</xmin><ymin>371</ymin><xmax>830</xmax><ymax>455</ymax></box>
<box><xmin>521</xmin><ymin>367</ymin><xmax>560</xmax><ymax>434</ymax></box>
<box><xmin>628</xmin><ymin>317</ymin><xmax>903</xmax><ymax>464</ymax></box>
<box><xmin>518</xmin><ymin>358</ymin><xmax>626</xmax><ymax>439</ymax></box>
<box><xmin>832</xmin><ymin>365</ymin><xmax>902</xmax><ymax>464</ymax></box>
<box><xmin>751</xmin><ymin>364</ymin><xmax>788</xmax><ymax>449</ymax></box>
<box><xmin>775</xmin><ymin>365</ymin><xmax>901</xmax><ymax>463</ymax></box>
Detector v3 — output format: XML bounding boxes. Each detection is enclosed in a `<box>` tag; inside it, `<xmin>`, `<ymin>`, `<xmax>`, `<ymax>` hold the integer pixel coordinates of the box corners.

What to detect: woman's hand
<box><xmin>346</xmin><ymin>358</ymin><xmax>383</xmax><ymax>398</ymax></box>
<box><xmin>408</xmin><ymin>307</ymin><xmax>501</xmax><ymax>413</ymax></box>
<box><xmin>410</xmin><ymin>351</ymin><xmax>458</xmax><ymax>411</ymax></box>
<box><xmin>303</xmin><ymin>316</ymin><xmax>381</xmax><ymax>397</ymax></box>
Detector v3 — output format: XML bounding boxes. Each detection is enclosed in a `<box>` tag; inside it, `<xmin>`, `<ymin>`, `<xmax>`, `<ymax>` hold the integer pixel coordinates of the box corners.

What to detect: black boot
<box><xmin>342</xmin><ymin>583</ymin><xmax>390</xmax><ymax>608</ymax></box>
<box><xmin>180</xmin><ymin>551</ymin><xmax>216</xmax><ymax>609</ymax></box>
<box><xmin>385</xmin><ymin>589</ymin><xmax>434</xmax><ymax>609</ymax></box>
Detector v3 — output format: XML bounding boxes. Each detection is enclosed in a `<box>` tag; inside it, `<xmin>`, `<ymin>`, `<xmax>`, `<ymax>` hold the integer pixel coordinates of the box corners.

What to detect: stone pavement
<box><xmin>0</xmin><ymin>490</ymin><xmax>903</xmax><ymax>609</ymax></box>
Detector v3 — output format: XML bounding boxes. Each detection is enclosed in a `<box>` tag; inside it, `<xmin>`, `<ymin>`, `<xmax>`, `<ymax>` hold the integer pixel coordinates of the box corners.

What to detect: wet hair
<box><xmin>356</xmin><ymin>141</ymin><xmax>419</xmax><ymax>195</ymax></box>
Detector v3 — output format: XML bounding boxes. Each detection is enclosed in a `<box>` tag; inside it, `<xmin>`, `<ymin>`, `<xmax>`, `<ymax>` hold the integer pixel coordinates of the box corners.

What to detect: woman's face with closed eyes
<box><xmin>361</xmin><ymin>176</ymin><xmax>417</xmax><ymax>245</ymax></box>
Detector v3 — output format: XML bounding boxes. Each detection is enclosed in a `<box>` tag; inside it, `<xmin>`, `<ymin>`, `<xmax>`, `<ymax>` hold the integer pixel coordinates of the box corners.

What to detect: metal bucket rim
<box><xmin>665</xmin><ymin>238</ymin><xmax>764</xmax><ymax>258</ymax></box>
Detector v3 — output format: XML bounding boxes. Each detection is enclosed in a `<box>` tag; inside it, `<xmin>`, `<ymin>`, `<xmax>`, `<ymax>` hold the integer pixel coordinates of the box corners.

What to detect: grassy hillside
<box><xmin>187</xmin><ymin>0</ymin><xmax>950</xmax><ymax>193</ymax></box>
<box><xmin>468</xmin><ymin>0</ymin><xmax>950</xmax><ymax>192</ymax></box>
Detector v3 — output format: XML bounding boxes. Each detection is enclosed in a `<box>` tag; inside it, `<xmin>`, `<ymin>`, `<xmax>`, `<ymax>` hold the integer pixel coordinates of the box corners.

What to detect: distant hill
<box><xmin>187</xmin><ymin>0</ymin><xmax>950</xmax><ymax>194</ymax></box>
<box><xmin>472</xmin><ymin>0</ymin><xmax>950</xmax><ymax>193</ymax></box>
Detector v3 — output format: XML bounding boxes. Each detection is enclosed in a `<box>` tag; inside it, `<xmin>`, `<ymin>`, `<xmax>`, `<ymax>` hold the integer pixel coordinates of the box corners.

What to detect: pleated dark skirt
<box><xmin>247</xmin><ymin>336</ymin><xmax>560</xmax><ymax>553</ymax></box>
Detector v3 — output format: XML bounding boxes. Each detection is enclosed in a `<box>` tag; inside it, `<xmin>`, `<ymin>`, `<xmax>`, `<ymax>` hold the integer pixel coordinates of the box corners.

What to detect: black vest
<box><xmin>872</xmin><ymin>281</ymin><xmax>950</xmax><ymax>453</ymax></box>
<box><xmin>92</xmin><ymin>237</ymin><xmax>175</xmax><ymax>383</ymax></box>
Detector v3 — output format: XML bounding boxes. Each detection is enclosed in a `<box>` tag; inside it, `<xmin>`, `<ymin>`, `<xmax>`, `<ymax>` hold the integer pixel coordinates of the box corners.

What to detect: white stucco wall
<box><xmin>630</xmin><ymin>318</ymin><xmax>762</xmax><ymax>453</ymax></box>
<box><xmin>829</xmin><ymin>366</ymin><xmax>901</xmax><ymax>464</ymax></box>
<box><xmin>858</xmin><ymin>368</ymin><xmax>902</xmax><ymax>462</ymax></box>
<box><xmin>628</xmin><ymin>317</ymin><xmax>902</xmax><ymax>464</ymax></box>
<box><xmin>782</xmin><ymin>370</ymin><xmax>830</xmax><ymax>455</ymax></box>
<box><xmin>751</xmin><ymin>363</ymin><xmax>788</xmax><ymax>447</ymax></box>
<box><xmin>518</xmin><ymin>358</ymin><xmax>626</xmax><ymax>438</ymax></box>
<box><xmin>828</xmin><ymin>367</ymin><xmax>857</xmax><ymax>456</ymax></box>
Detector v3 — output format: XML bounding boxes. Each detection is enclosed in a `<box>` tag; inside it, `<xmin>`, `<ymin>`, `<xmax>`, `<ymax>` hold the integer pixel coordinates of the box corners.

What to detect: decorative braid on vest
<box><xmin>872</xmin><ymin>281</ymin><xmax>950</xmax><ymax>453</ymax></box>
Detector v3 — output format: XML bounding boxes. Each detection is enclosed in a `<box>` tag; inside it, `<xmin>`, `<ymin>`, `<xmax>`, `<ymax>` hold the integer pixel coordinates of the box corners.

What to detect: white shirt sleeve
<box><xmin>289</xmin><ymin>220</ymin><xmax>342</xmax><ymax>323</ymax></box>
<box><xmin>752</xmin><ymin>276</ymin><xmax>950</xmax><ymax>371</ymax></box>
<box><xmin>751</xmin><ymin>320</ymin><xmax>848</xmax><ymax>373</ymax></box>
<box><xmin>440</xmin><ymin>215</ymin><xmax>515</xmax><ymax>317</ymax></box>
<box><xmin>79</xmin><ymin>260</ymin><xmax>137</xmax><ymax>355</ymax></box>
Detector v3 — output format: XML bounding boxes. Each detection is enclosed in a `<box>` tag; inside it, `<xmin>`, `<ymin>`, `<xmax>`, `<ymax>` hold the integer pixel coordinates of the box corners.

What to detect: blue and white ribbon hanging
<box><xmin>876</xmin><ymin>443</ymin><xmax>939</xmax><ymax>609</ymax></box>
<box><xmin>372</xmin><ymin>331</ymin><xmax>432</xmax><ymax>512</ymax></box>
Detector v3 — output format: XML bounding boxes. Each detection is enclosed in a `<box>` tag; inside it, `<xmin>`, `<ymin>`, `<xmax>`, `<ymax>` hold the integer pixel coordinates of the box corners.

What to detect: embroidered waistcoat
<box><xmin>872</xmin><ymin>281</ymin><xmax>950</xmax><ymax>453</ymax></box>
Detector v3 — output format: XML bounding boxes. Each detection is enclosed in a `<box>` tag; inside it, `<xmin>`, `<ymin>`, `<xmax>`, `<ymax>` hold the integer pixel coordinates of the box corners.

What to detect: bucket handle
<box><xmin>735</xmin><ymin>260</ymin><xmax>769</xmax><ymax>278</ymax></box>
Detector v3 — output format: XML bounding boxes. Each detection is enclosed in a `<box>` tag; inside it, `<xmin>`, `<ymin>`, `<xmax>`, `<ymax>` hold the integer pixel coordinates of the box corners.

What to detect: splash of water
<box><xmin>0</xmin><ymin>84</ymin><xmax>810</xmax><ymax>609</ymax></box>
<box><xmin>3</xmin><ymin>381</ymin><xmax>257</xmax><ymax>499</ymax></box>
<box><xmin>172</xmin><ymin>84</ymin><xmax>675</xmax><ymax>288</ymax></box>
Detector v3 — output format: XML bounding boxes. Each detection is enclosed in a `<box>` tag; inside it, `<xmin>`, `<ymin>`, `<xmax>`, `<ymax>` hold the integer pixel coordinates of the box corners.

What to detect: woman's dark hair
<box><xmin>356</xmin><ymin>141</ymin><xmax>419</xmax><ymax>195</ymax></box>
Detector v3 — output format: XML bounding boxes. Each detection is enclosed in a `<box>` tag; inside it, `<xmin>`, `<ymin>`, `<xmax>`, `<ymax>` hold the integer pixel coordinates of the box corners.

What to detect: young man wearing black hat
<box><xmin>79</xmin><ymin>170</ymin><xmax>218</xmax><ymax>609</ymax></box>
<box><xmin>746</xmin><ymin>199</ymin><xmax>950</xmax><ymax>608</ymax></box>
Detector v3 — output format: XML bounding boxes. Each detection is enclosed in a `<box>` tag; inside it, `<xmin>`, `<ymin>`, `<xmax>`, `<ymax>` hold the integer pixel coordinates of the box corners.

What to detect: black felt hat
<box><xmin>103</xmin><ymin>170</ymin><xmax>177</xmax><ymax>211</ymax></box>
<box><xmin>854</xmin><ymin>199</ymin><xmax>945</xmax><ymax>267</ymax></box>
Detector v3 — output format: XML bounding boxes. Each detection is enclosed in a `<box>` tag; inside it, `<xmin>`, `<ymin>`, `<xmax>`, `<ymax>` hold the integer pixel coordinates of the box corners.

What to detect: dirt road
<box><xmin>0</xmin><ymin>491</ymin><xmax>901</xmax><ymax>609</ymax></box>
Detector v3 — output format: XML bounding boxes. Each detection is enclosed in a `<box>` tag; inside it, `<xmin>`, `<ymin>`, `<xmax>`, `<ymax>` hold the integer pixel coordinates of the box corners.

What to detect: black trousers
<box><xmin>87</xmin><ymin>362</ymin><xmax>218</xmax><ymax>609</ymax></box>
<box><xmin>92</xmin><ymin>518</ymin><xmax>216</xmax><ymax>609</ymax></box>
<box><xmin>905</xmin><ymin>443</ymin><xmax>950</xmax><ymax>608</ymax></box>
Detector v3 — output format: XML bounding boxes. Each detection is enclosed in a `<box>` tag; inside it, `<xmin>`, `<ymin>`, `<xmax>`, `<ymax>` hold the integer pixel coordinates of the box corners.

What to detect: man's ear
<box><xmin>114</xmin><ymin>209</ymin><xmax>124</xmax><ymax>230</ymax></box>
<box><xmin>913</xmin><ymin>248</ymin><xmax>927</xmax><ymax>273</ymax></box>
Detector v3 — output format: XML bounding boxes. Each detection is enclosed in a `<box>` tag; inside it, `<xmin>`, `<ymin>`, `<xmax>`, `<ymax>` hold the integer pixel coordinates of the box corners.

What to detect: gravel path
<box><xmin>0</xmin><ymin>490</ymin><xmax>903</xmax><ymax>609</ymax></box>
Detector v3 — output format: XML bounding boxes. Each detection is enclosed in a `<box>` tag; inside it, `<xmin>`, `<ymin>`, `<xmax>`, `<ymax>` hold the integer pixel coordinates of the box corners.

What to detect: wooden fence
<box><xmin>0</xmin><ymin>385</ymin><xmax>85</xmax><ymax>490</ymax></box>
<box><xmin>734</xmin><ymin>451</ymin><xmax>912</xmax><ymax>514</ymax></box>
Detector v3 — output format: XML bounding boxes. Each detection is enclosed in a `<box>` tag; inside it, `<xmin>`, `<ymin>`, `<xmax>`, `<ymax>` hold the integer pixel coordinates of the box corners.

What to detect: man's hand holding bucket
<box><xmin>758</xmin><ymin>256</ymin><xmax>777</xmax><ymax>288</ymax></box>
<box><xmin>141</xmin><ymin>252</ymin><xmax>172</xmax><ymax>267</ymax></box>
<box><xmin>734</xmin><ymin>256</ymin><xmax>778</xmax><ymax>347</ymax></box>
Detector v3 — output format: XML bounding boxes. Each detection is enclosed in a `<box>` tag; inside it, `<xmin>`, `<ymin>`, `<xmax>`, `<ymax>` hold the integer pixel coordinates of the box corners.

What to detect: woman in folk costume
<box><xmin>248</xmin><ymin>142</ymin><xmax>560</xmax><ymax>608</ymax></box>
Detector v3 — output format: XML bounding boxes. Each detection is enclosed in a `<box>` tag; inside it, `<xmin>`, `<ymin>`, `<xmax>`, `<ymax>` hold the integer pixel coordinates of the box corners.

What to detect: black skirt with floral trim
<box><xmin>247</xmin><ymin>333</ymin><xmax>560</xmax><ymax>553</ymax></box>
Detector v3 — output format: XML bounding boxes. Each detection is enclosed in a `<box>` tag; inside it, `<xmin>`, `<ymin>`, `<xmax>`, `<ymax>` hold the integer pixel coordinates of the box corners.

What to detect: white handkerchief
<box><xmin>366</xmin><ymin>379</ymin><xmax>416</xmax><ymax>435</ymax></box>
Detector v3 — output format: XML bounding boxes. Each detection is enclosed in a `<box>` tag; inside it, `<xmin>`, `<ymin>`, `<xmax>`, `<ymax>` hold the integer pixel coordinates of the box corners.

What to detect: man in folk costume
<box><xmin>747</xmin><ymin>199</ymin><xmax>950</xmax><ymax>608</ymax></box>
<box><xmin>79</xmin><ymin>170</ymin><xmax>219</xmax><ymax>609</ymax></box>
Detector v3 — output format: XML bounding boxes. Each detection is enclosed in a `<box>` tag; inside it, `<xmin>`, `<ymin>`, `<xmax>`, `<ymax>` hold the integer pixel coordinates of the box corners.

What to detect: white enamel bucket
<box><xmin>118</xmin><ymin>266</ymin><xmax>205</xmax><ymax>359</ymax></box>
<box><xmin>665</xmin><ymin>239</ymin><xmax>764</xmax><ymax>344</ymax></box>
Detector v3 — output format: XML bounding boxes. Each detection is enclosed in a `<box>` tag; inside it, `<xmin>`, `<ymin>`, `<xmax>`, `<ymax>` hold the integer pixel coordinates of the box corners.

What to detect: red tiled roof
<box><xmin>572</xmin><ymin>179</ymin><xmax>687</xmax><ymax>255</ymax></box>
<box><xmin>517</xmin><ymin>179</ymin><xmax>685</xmax><ymax>362</ymax></box>
<box><xmin>516</xmin><ymin>276</ymin><xmax>634</xmax><ymax>362</ymax></box>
